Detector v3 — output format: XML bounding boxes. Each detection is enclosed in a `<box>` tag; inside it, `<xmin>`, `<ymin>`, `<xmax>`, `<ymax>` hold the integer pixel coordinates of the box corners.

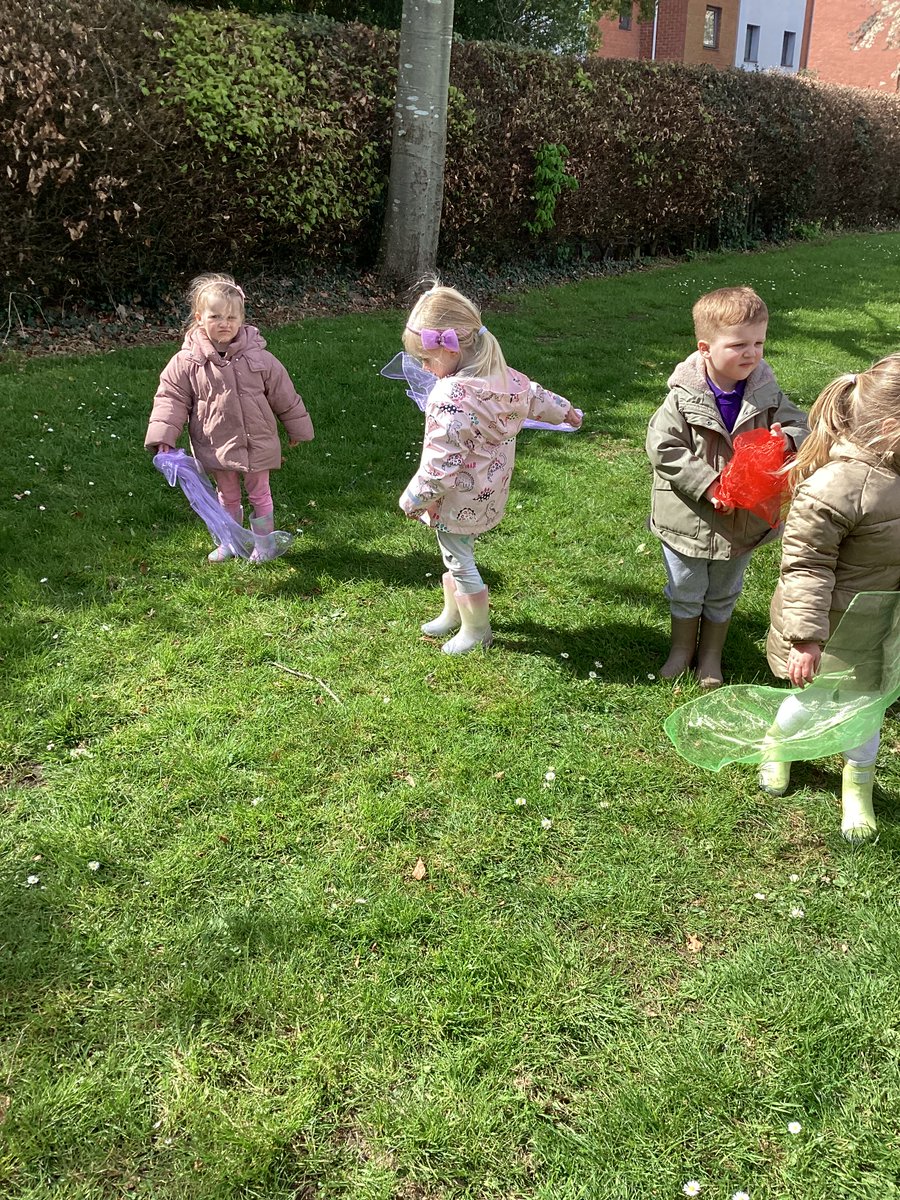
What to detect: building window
<box><xmin>781</xmin><ymin>30</ymin><xmax>796</xmax><ymax>67</ymax></box>
<box><xmin>619</xmin><ymin>13</ymin><xmax>632</xmax><ymax>31</ymax></box>
<box><xmin>744</xmin><ymin>24</ymin><xmax>760</xmax><ymax>63</ymax></box>
<box><xmin>703</xmin><ymin>6</ymin><xmax>721</xmax><ymax>50</ymax></box>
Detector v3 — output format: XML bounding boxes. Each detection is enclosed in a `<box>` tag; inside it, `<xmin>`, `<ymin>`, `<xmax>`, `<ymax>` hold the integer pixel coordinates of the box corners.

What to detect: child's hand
<box><xmin>770</xmin><ymin>422</ymin><xmax>788</xmax><ymax>446</ymax></box>
<box><xmin>288</xmin><ymin>439</ymin><xmax>300</xmax><ymax>448</ymax></box>
<box><xmin>704</xmin><ymin>482</ymin><xmax>733</xmax><ymax>513</ymax></box>
<box><xmin>158</xmin><ymin>443</ymin><xmax>173</xmax><ymax>454</ymax></box>
<box><xmin>787</xmin><ymin>641</ymin><xmax>821</xmax><ymax>687</ymax></box>
<box><xmin>567</xmin><ymin>407</ymin><xmax>583</xmax><ymax>429</ymax></box>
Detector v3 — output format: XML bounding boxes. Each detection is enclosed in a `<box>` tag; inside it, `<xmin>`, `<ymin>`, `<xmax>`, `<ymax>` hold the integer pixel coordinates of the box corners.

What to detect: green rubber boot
<box><xmin>659</xmin><ymin>616</ymin><xmax>700</xmax><ymax>679</ymax></box>
<box><xmin>841</xmin><ymin>762</ymin><xmax>877</xmax><ymax>844</ymax></box>
<box><xmin>696</xmin><ymin>617</ymin><xmax>731</xmax><ymax>690</ymax></box>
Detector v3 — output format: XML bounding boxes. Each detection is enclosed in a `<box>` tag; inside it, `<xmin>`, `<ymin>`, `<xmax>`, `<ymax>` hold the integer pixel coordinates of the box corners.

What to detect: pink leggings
<box><xmin>213</xmin><ymin>470</ymin><xmax>273</xmax><ymax>519</ymax></box>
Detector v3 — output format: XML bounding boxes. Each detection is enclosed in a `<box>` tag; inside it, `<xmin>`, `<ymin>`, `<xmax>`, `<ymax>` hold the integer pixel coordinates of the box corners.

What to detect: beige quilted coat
<box><xmin>767</xmin><ymin>440</ymin><xmax>900</xmax><ymax>677</ymax></box>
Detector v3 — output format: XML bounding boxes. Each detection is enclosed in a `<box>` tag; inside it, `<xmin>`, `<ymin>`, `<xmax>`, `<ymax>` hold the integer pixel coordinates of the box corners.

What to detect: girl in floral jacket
<box><xmin>400</xmin><ymin>283</ymin><xmax>582</xmax><ymax>655</ymax></box>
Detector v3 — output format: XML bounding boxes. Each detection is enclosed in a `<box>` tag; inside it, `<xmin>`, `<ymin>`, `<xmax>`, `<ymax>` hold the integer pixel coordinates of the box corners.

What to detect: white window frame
<box><xmin>744</xmin><ymin>24</ymin><xmax>760</xmax><ymax>63</ymax></box>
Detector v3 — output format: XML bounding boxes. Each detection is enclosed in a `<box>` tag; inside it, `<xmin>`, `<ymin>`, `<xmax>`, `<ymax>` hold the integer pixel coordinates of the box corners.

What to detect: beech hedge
<box><xmin>2</xmin><ymin>0</ymin><xmax>899</xmax><ymax>302</ymax></box>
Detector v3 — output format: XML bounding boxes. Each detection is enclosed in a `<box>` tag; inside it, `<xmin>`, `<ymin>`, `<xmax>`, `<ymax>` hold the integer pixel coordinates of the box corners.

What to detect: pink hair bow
<box><xmin>419</xmin><ymin>327</ymin><xmax>460</xmax><ymax>354</ymax></box>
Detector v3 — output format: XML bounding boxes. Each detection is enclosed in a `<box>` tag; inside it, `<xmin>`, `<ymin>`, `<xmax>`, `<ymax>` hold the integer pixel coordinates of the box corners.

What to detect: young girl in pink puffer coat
<box><xmin>400</xmin><ymin>283</ymin><xmax>582</xmax><ymax>655</ymax></box>
<box><xmin>145</xmin><ymin>273</ymin><xmax>314</xmax><ymax>562</ymax></box>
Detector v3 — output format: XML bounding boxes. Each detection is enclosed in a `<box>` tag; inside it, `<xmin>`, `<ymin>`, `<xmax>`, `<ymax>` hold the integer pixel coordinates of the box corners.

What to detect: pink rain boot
<box><xmin>442</xmin><ymin>588</ymin><xmax>492</xmax><ymax>655</ymax></box>
<box><xmin>249</xmin><ymin>513</ymin><xmax>277</xmax><ymax>563</ymax></box>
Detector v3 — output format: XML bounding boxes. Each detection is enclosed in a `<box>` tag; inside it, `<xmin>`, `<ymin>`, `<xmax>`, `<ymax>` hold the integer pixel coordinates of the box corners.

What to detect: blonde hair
<box><xmin>692</xmin><ymin>286</ymin><xmax>768</xmax><ymax>342</ymax></box>
<box><xmin>789</xmin><ymin>353</ymin><xmax>900</xmax><ymax>491</ymax></box>
<box><xmin>402</xmin><ymin>281</ymin><xmax>509</xmax><ymax>385</ymax></box>
<box><xmin>185</xmin><ymin>272</ymin><xmax>246</xmax><ymax>330</ymax></box>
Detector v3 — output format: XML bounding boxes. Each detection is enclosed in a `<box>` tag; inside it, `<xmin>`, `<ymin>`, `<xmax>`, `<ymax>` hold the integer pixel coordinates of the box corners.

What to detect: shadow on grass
<box><xmin>496</xmin><ymin>588</ymin><xmax>774</xmax><ymax>686</ymax></box>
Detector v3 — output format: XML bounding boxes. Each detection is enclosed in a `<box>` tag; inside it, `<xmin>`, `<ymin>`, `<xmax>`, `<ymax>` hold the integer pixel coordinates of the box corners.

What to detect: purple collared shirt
<box><xmin>707</xmin><ymin>376</ymin><xmax>746</xmax><ymax>433</ymax></box>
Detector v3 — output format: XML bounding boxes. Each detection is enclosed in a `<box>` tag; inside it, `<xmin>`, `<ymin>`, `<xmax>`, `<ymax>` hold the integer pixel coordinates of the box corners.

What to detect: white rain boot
<box><xmin>208</xmin><ymin>504</ymin><xmax>242</xmax><ymax>562</ymax></box>
<box><xmin>249</xmin><ymin>513</ymin><xmax>277</xmax><ymax>563</ymax></box>
<box><xmin>442</xmin><ymin>587</ymin><xmax>492</xmax><ymax>655</ymax></box>
<box><xmin>841</xmin><ymin>762</ymin><xmax>877</xmax><ymax>844</ymax></box>
<box><xmin>422</xmin><ymin>572</ymin><xmax>461</xmax><ymax>636</ymax></box>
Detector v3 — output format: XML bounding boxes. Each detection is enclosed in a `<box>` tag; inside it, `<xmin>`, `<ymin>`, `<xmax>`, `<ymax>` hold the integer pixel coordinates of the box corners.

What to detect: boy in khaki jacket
<box><xmin>645</xmin><ymin>286</ymin><xmax>808</xmax><ymax>688</ymax></box>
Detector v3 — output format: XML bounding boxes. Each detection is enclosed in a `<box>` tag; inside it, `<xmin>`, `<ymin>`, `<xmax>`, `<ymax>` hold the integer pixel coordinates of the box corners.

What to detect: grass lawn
<box><xmin>3</xmin><ymin>231</ymin><xmax>900</xmax><ymax>1200</ymax></box>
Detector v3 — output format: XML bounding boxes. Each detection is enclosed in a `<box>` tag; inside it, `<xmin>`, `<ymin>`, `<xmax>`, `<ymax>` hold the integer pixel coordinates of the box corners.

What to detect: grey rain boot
<box><xmin>660</xmin><ymin>616</ymin><xmax>700</xmax><ymax>678</ymax></box>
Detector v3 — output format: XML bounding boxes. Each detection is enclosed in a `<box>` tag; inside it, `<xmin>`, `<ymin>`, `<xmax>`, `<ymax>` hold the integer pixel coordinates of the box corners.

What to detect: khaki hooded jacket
<box><xmin>646</xmin><ymin>352</ymin><xmax>809</xmax><ymax>559</ymax></box>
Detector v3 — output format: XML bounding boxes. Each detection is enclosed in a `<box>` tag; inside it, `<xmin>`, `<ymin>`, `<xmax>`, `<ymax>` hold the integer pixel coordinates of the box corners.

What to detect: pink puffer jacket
<box><xmin>145</xmin><ymin>324</ymin><xmax>313</xmax><ymax>472</ymax></box>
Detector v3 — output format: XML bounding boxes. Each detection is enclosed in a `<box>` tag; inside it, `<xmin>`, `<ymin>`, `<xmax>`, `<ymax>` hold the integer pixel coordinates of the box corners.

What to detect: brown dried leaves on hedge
<box><xmin>2</xmin><ymin>1</ymin><xmax>899</xmax><ymax>304</ymax></box>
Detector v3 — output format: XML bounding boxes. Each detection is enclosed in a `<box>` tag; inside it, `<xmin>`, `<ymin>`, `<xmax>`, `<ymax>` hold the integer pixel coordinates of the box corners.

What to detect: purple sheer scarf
<box><xmin>380</xmin><ymin>352</ymin><xmax>580</xmax><ymax>432</ymax></box>
<box><xmin>153</xmin><ymin>449</ymin><xmax>293</xmax><ymax>560</ymax></box>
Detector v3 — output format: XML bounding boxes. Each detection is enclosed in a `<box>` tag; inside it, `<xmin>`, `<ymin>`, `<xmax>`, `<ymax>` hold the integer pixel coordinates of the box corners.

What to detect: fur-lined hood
<box><xmin>667</xmin><ymin>350</ymin><xmax>777</xmax><ymax>396</ymax></box>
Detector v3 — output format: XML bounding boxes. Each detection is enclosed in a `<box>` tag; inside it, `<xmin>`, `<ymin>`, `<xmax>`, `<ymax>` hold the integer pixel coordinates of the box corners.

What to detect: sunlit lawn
<box><xmin>2</xmin><ymin>232</ymin><xmax>900</xmax><ymax>1199</ymax></box>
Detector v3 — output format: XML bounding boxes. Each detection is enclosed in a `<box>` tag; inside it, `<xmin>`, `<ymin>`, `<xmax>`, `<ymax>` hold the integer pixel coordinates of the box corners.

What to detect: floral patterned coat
<box><xmin>400</xmin><ymin>370</ymin><xmax>576</xmax><ymax>535</ymax></box>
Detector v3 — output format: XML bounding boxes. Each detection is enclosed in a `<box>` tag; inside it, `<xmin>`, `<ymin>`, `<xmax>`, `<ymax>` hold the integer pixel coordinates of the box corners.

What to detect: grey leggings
<box><xmin>436</xmin><ymin>530</ymin><xmax>484</xmax><ymax>595</ymax></box>
<box><xmin>773</xmin><ymin>692</ymin><xmax>881</xmax><ymax>766</ymax></box>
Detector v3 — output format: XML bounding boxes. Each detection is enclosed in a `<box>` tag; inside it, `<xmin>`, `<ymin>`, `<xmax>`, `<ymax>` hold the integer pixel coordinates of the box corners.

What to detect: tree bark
<box><xmin>379</xmin><ymin>0</ymin><xmax>455</xmax><ymax>289</ymax></box>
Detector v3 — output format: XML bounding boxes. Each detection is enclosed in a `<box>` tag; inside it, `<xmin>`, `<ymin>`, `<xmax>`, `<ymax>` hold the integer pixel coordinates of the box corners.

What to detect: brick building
<box><xmin>597</xmin><ymin>1</ymin><xmax>900</xmax><ymax>91</ymax></box>
<box><xmin>596</xmin><ymin>1</ymin><xmax>741</xmax><ymax>69</ymax></box>
<box><xmin>802</xmin><ymin>0</ymin><xmax>899</xmax><ymax>92</ymax></box>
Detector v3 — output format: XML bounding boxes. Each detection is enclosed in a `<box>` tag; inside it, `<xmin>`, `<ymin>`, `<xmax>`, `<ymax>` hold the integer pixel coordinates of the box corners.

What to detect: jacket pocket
<box><xmin>651</xmin><ymin>480</ymin><xmax>702</xmax><ymax>540</ymax></box>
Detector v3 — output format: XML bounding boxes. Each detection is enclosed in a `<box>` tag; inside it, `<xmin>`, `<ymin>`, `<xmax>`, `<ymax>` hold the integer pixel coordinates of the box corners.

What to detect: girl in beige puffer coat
<box><xmin>760</xmin><ymin>353</ymin><xmax>900</xmax><ymax>842</ymax></box>
<box><xmin>145</xmin><ymin>273</ymin><xmax>313</xmax><ymax>562</ymax></box>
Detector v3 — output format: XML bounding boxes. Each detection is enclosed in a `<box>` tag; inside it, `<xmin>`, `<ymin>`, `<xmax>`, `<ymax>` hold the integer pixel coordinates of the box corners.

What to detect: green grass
<box><xmin>2</xmin><ymin>231</ymin><xmax>900</xmax><ymax>1199</ymax></box>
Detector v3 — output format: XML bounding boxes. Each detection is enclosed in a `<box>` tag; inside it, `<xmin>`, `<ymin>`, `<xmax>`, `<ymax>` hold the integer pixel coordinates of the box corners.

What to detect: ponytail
<box><xmin>788</xmin><ymin>374</ymin><xmax>857</xmax><ymax>491</ymax></box>
<box><xmin>403</xmin><ymin>282</ymin><xmax>510</xmax><ymax>389</ymax></box>
<box><xmin>790</xmin><ymin>354</ymin><xmax>900</xmax><ymax>492</ymax></box>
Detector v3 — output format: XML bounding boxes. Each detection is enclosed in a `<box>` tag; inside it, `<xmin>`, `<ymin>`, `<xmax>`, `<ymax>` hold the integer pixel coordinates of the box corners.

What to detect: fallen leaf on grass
<box><xmin>411</xmin><ymin>858</ymin><xmax>427</xmax><ymax>881</ymax></box>
<box><xmin>685</xmin><ymin>933</ymin><xmax>703</xmax><ymax>953</ymax></box>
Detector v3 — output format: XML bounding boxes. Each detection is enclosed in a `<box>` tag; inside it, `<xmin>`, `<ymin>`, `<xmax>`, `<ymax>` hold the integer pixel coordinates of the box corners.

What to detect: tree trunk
<box><xmin>379</xmin><ymin>0</ymin><xmax>455</xmax><ymax>289</ymax></box>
